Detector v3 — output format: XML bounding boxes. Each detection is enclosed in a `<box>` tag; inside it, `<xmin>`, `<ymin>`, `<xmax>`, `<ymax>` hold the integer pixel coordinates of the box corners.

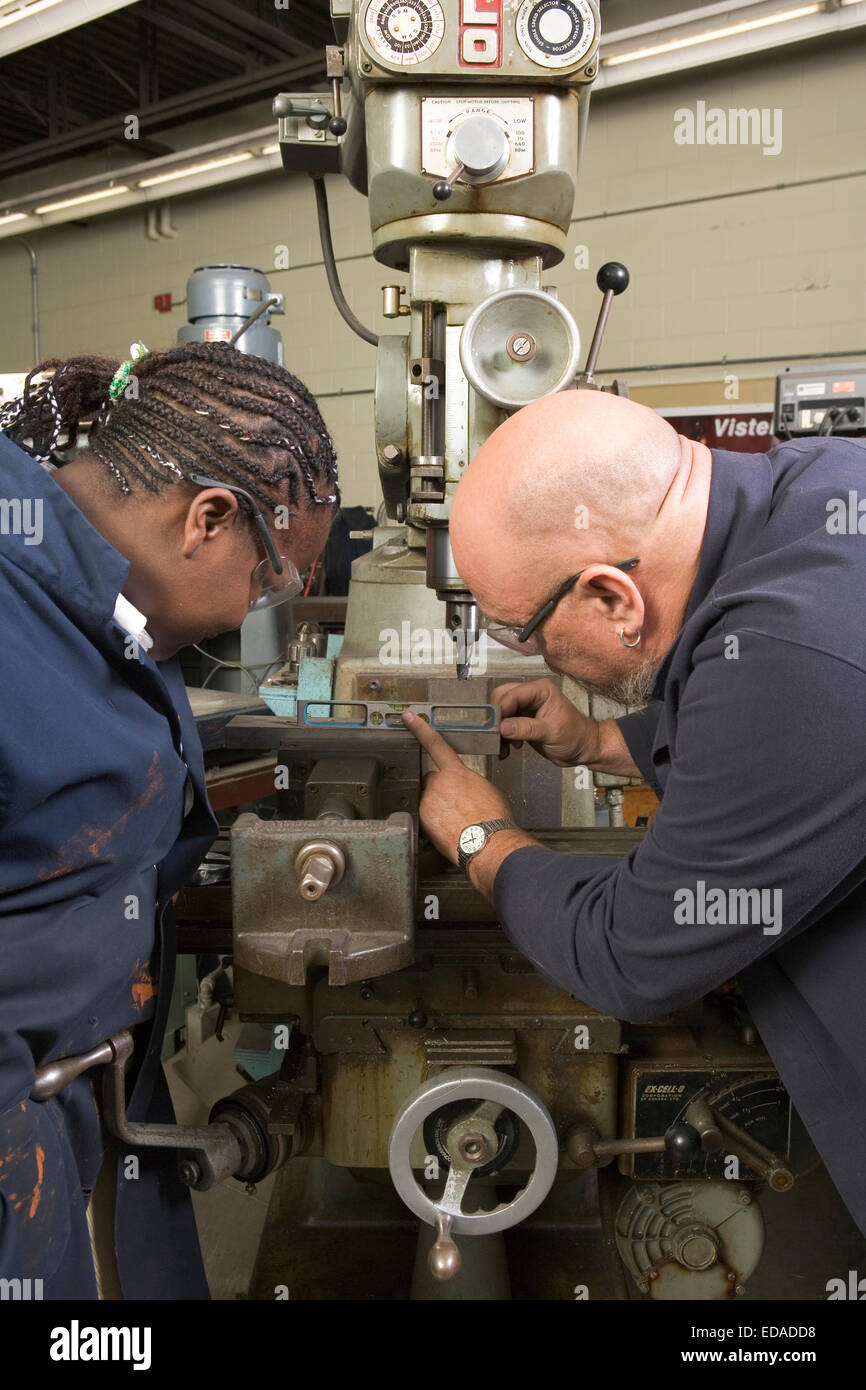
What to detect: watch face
<box><xmin>459</xmin><ymin>824</ymin><xmax>486</xmax><ymax>856</ymax></box>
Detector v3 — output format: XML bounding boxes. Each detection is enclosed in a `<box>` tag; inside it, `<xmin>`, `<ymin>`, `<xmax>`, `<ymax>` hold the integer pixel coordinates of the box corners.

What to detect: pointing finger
<box><xmin>401</xmin><ymin>710</ymin><xmax>464</xmax><ymax>770</ymax></box>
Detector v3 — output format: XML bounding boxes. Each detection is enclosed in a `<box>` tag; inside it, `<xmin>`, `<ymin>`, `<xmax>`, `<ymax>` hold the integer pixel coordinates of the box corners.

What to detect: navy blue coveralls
<box><xmin>495</xmin><ymin>438</ymin><xmax>866</xmax><ymax>1238</ymax></box>
<box><xmin>0</xmin><ymin>434</ymin><xmax>218</xmax><ymax>1298</ymax></box>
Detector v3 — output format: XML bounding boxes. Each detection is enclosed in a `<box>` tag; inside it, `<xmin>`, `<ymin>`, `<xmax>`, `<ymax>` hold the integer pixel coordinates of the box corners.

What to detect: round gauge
<box><xmin>364</xmin><ymin>0</ymin><xmax>445</xmax><ymax>67</ymax></box>
<box><xmin>515</xmin><ymin>0</ymin><xmax>596</xmax><ymax>71</ymax></box>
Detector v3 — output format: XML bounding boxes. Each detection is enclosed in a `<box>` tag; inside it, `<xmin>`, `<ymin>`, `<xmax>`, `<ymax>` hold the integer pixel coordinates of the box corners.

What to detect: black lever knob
<box><xmin>665</xmin><ymin>1122</ymin><xmax>702</xmax><ymax>1162</ymax></box>
<box><xmin>433</xmin><ymin>162</ymin><xmax>467</xmax><ymax>203</ymax></box>
<box><xmin>579</xmin><ymin>261</ymin><xmax>631</xmax><ymax>386</ymax></box>
<box><xmin>597</xmin><ymin>261</ymin><xmax>630</xmax><ymax>295</ymax></box>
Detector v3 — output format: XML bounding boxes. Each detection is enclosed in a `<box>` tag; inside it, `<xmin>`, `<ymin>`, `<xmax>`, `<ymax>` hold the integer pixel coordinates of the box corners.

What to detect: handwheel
<box><xmin>388</xmin><ymin>1067</ymin><xmax>559</xmax><ymax>1280</ymax></box>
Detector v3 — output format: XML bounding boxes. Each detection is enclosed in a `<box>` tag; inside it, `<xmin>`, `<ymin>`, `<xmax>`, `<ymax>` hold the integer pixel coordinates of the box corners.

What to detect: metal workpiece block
<box><xmin>231</xmin><ymin>812</ymin><xmax>416</xmax><ymax>987</ymax></box>
<box><xmin>304</xmin><ymin>757</ymin><xmax>382</xmax><ymax>820</ymax></box>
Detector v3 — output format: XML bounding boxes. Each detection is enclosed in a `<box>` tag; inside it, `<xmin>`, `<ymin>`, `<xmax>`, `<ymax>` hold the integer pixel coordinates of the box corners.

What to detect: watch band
<box><xmin>457</xmin><ymin>818</ymin><xmax>517</xmax><ymax>874</ymax></box>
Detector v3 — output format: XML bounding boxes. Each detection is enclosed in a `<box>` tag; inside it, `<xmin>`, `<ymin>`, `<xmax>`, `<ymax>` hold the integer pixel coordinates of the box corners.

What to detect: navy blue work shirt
<box><xmin>494</xmin><ymin>438</ymin><xmax>866</xmax><ymax>1236</ymax></box>
<box><xmin>0</xmin><ymin>434</ymin><xmax>218</xmax><ymax>1297</ymax></box>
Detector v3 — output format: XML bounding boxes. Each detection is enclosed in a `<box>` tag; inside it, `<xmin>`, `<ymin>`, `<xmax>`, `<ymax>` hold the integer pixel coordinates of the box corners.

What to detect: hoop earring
<box><xmin>619</xmin><ymin>628</ymin><xmax>642</xmax><ymax>648</ymax></box>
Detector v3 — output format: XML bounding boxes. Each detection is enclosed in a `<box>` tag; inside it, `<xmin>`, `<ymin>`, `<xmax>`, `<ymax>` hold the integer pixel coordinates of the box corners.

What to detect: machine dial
<box><xmin>515</xmin><ymin>0</ymin><xmax>596</xmax><ymax>70</ymax></box>
<box><xmin>364</xmin><ymin>0</ymin><xmax>446</xmax><ymax>67</ymax></box>
<box><xmin>448</xmin><ymin>113</ymin><xmax>511</xmax><ymax>184</ymax></box>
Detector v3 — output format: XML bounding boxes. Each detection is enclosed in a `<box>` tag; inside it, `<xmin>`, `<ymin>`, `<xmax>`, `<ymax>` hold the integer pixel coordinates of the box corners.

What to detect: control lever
<box><xmin>706</xmin><ymin>1107</ymin><xmax>794</xmax><ymax>1192</ymax></box>
<box><xmin>429</xmin><ymin>1210</ymin><xmax>461</xmax><ymax>1280</ymax></box>
<box><xmin>432</xmin><ymin>115</ymin><xmax>511</xmax><ymax>202</ymax></box>
<box><xmin>432</xmin><ymin>164</ymin><xmax>466</xmax><ymax>202</ymax></box>
<box><xmin>576</xmin><ymin>261</ymin><xmax>630</xmax><ymax>390</ymax></box>
<box><xmin>325</xmin><ymin>46</ymin><xmax>348</xmax><ymax>137</ymax></box>
<box><xmin>101</xmin><ymin>1032</ymin><xmax>244</xmax><ymax>1189</ymax></box>
<box><xmin>565</xmin><ymin>1095</ymin><xmax>793</xmax><ymax>1191</ymax></box>
<box><xmin>31</xmin><ymin>1031</ymin><xmax>298</xmax><ymax>1191</ymax></box>
<box><xmin>566</xmin><ymin>1118</ymin><xmax>690</xmax><ymax>1167</ymax></box>
<box><xmin>30</xmin><ymin>1036</ymin><xmax>119</xmax><ymax>1101</ymax></box>
<box><xmin>272</xmin><ymin>93</ymin><xmax>344</xmax><ymax>138</ymax></box>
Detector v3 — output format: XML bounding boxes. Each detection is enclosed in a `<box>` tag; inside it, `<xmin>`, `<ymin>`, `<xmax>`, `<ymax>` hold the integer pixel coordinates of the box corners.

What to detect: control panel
<box><xmin>775</xmin><ymin>362</ymin><xmax>866</xmax><ymax>438</ymax></box>
<box><xmin>355</xmin><ymin>0</ymin><xmax>599</xmax><ymax>81</ymax></box>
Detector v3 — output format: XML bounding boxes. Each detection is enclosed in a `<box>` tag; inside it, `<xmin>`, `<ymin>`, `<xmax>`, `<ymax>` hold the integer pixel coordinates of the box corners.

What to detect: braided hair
<box><xmin>0</xmin><ymin>342</ymin><xmax>339</xmax><ymax>519</ymax></box>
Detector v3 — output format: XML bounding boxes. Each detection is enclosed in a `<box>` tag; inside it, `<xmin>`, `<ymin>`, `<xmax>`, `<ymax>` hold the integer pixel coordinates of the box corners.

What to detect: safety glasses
<box><xmin>482</xmin><ymin>558</ymin><xmax>640</xmax><ymax>656</ymax></box>
<box><xmin>190</xmin><ymin>474</ymin><xmax>304</xmax><ymax>611</ymax></box>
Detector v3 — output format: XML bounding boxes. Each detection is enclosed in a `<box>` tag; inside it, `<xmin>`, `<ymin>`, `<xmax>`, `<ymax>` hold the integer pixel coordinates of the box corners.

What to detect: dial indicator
<box><xmin>364</xmin><ymin>0</ymin><xmax>446</xmax><ymax>66</ymax></box>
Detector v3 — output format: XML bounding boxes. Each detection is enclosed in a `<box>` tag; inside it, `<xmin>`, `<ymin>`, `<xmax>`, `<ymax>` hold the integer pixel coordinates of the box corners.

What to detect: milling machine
<box><xmin>71</xmin><ymin>0</ymin><xmax>856</xmax><ymax>1300</ymax></box>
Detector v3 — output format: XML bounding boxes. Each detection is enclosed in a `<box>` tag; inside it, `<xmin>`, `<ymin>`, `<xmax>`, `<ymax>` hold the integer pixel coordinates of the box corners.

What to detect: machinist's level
<box><xmin>223</xmin><ymin>702</ymin><xmax>502</xmax><ymax>756</ymax></box>
<box><xmin>297</xmin><ymin>701</ymin><xmax>500</xmax><ymax>732</ymax></box>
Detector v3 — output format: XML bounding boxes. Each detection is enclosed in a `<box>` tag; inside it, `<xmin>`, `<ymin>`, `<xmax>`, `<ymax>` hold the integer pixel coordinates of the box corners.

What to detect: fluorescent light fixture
<box><xmin>0</xmin><ymin>0</ymin><xmax>138</xmax><ymax>57</ymax></box>
<box><xmin>0</xmin><ymin>139</ymin><xmax>278</xmax><ymax>236</ymax></box>
<box><xmin>260</xmin><ymin>144</ymin><xmax>280</xmax><ymax>155</ymax></box>
<box><xmin>138</xmin><ymin>153</ymin><xmax>253</xmax><ymax>188</ymax></box>
<box><xmin>35</xmin><ymin>184</ymin><xmax>130</xmax><ymax>213</ymax></box>
<box><xmin>0</xmin><ymin>0</ymin><xmax>65</xmax><ymax>31</ymax></box>
<box><xmin>605</xmin><ymin>4</ymin><xmax>821</xmax><ymax>66</ymax></box>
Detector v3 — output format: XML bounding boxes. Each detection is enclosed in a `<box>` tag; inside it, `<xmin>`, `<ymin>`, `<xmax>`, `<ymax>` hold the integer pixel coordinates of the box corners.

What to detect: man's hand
<box><xmin>401</xmin><ymin>710</ymin><xmax>513</xmax><ymax>860</ymax></box>
<box><xmin>493</xmin><ymin>679</ymin><xmax>645</xmax><ymax>778</ymax></box>
<box><xmin>492</xmin><ymin>678</ymin><xmax>601</xmax><ymax>766</ymax></box>
<box><xmin>401</xmin><ymin>711</ymin><xmax>537</xmax><ymax>897</ymax></box>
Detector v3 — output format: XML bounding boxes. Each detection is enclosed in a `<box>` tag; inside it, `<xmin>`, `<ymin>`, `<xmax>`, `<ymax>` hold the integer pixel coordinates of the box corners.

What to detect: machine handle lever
<box><xmin>432</xmin><ymin>164</ymin><xmax>466</xmax><ymax>202</ymax></box>
<box><xmin>565</xmin><ymin>1100</ymin><xmax>794</xmax><ymax>1192</ymax></box>
<box><xmin>326</xmin><ymin>46</ymin><xmax>347</xmax><ymax>137</ymax></box>
<box><xmin>31</xmin><ymin>1035</ymin><xmax>123</xmax><ymax>1101</ymax></box>
<box><xmin>429</xmin><ymin>1209</ymin><xmax>462</xmax><ymax>1281</ymax></box>
<box><xmin>100</xmin><ymin>1030</ymin><xmax>246</xmax><ymax>1189</ymax></box>
<box><xmin>272</xmin><ymin>95</ymin><xmax>332</xmax><ymax>131</ymax></box>
<box><xmin>578</xmin><ymin>262</ymin><xmax>630</xmax><ymax>387</ymax></box>
<box><xmin>31</xmin><ymin>1030</ymin><xmax>244</xmax><ymax>1190</ymax></box>
<box><xmin>710</xmin><ymin>1111</ymin><xmax>794</xmax><ymax>1192</ymax></box>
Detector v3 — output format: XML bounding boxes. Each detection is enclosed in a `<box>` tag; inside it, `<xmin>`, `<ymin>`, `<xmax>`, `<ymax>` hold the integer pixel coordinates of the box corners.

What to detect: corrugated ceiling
<box><xmin>0</xmin><ymin>0</ymin><xmax>332</xmax><ymax>176</ymax></box>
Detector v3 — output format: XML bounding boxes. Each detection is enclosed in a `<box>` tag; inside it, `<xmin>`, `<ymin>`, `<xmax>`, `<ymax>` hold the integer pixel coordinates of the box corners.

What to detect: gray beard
<box><xmin>573</xmin><ymin>656</ymin><xmax>659</xmax><ymax>710</ymax></box>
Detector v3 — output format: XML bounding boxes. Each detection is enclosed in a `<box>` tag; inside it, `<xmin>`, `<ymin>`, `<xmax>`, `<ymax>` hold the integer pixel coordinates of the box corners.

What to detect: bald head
<box><xmin>448</xmin><ymin>388</ymin><xmax>712</xmax><ymax>704</ymax></box>
<box><xmin>450</xmin><ymin>390</ymin><xmax>682</xmax><ymax>610</ymax></box>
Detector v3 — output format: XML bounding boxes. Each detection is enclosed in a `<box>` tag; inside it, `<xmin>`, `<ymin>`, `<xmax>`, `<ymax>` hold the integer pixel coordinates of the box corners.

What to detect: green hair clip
<box><xmin>108</xmin><ymin>341</ymin><xmax>149</xmax><ymax>402</ymax></box>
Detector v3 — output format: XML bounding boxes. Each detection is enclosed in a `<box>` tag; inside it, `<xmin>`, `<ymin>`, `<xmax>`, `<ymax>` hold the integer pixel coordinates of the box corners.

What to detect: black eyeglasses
<box><xmin>190</xmin><ymin>474</ymin><xmax>303</xmax><ymax>612</ymax></box>
<box><xmin>482</xmin><ymin>558</ymin><xmax>640</xmax><ymax>656</ymax></box>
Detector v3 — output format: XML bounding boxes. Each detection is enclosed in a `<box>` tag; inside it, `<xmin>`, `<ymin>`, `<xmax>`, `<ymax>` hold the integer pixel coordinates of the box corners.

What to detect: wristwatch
<box><xmin>457</xmin><ymin>819</ymin><xmax>517</xmax><ymax>874</ymax></box>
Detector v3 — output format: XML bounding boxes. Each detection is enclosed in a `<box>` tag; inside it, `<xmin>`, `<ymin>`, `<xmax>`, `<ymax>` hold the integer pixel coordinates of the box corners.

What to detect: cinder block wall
<box><xmin>2</xmin><ymin>37</ymin><xmax>864</xmax><ymax>505</ymax></box>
